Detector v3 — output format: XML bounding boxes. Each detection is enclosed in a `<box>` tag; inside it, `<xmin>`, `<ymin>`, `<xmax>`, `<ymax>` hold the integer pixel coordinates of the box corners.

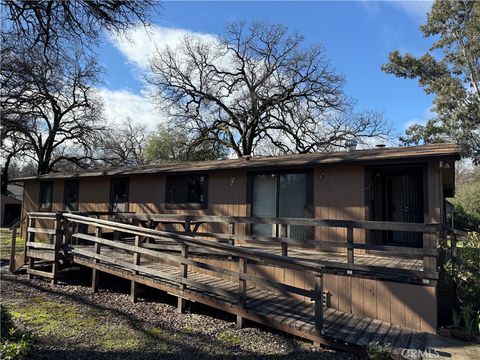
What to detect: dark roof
<box><xmin>13</xmin><ymin>143</ymin><xmax>460</xmax><ymax>181</ymax></box>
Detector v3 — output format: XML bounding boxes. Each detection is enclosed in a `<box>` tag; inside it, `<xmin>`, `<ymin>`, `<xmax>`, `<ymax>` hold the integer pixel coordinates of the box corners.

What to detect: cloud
<box><xmin>109</xmin><ymin>25</ymin><xmax>219</xmax><ymax>70</ymax></box>
<box><xmin>388</xmin><ymin>1</ymin><xmax>433</xmax><ymax>22</ymax></box>
<box><xmin>358</xmin><ymin>0</ymin><xmax>433</xmax><ymax>22</ymax></box>
<box><xmin>97</xmin><ymin>87</ymin><xmax>163</xmax><ymax>130</ymax></box>
<box><xmin>403</xmin><ymin>106</ymin><xmax>434</xmax><ymax>130</ymax></box>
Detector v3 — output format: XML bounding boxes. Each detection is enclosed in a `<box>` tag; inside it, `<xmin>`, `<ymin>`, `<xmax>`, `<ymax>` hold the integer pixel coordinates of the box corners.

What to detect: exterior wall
<box><xmin>194</xmin><ymin>257</ymin><xmax>437</xmax><ymax>333</ymax></box>
<box><xmin>128</xmin><ymin>172</ymin><xmax>248</xmax><ymax>236</ymax></box>
<box><xmin>19</xmin><ymin>160</ymin><xmax>443</xmax><ymax>332</ymax></box>
<box><xmin>78</xmin><ymin>177</ymin><xmax>110</xmax><ymax>212</ymax></box>
<box><xmin>314</xmin><ymin>165</ymin><xmax>366</xmax><ymax>250</ymax></box>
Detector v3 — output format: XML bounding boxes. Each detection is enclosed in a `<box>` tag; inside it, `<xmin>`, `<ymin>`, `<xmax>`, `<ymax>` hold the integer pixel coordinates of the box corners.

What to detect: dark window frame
<box><xmin>63</xmin><ymin>179</ymin><xmax>79</xmax><ymax>212</ymax></box>
<box><xmin>165</xmin><ymin>173</ymin><xmax>208</xmax><ymax>210</ymax></box>
<box><xmin>110</xmin><ymin>177</ymin><xmax>130</xmax><ymax>213</ymax></box>
<box><xmin>39</xmin><ymin>181</ymin><xmax>53</xmax><ymax>211</ymax></box>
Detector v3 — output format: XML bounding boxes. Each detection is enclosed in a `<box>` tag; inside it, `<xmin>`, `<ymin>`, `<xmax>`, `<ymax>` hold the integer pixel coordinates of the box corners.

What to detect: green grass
<box><xmin>0</xmin><ymin>228</ymin><xmax>25</xmax><ymax>261</ymax></box>
<box><xmin>4</xmin><ymin>295</ymin><xmax>176</xmax><ymax>352</ymax></box>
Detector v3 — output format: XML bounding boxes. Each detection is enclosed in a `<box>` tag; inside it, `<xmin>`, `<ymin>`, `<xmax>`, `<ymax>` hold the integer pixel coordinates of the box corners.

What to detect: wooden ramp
<box><xmin>69</xmin><ymin>244</ymin><xmax>427</xmax><ymax>357</ymax></box>
<box><xmin>22</xmin><ymin>212</ymin><xmax>433</xmax><ymax>358</ymax></box>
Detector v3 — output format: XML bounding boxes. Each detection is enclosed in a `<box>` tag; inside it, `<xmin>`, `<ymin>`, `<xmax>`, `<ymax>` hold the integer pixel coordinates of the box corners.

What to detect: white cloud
<box><xmin>388</xmin><ymin>1</ymin><xmax>433</xmax><ymax>22</ymax></box>
<box><xmin>109</xmin><ymin>25</ymin><xmax>219</xmax><ymax>70</ymax></box>
<box><xmin>97</xmin><ymin>87</ymin><xmax>163</xmax><ymax>130</ymax></box>
<box><xmin>403</xmin><ymin>106</ymin><xmax>434</xmax><ymax>130</ymax></box>
<box><xmin>358</xmin><ymin>0</ymin><xmax>433</xmax><ymax>22</ymax></box>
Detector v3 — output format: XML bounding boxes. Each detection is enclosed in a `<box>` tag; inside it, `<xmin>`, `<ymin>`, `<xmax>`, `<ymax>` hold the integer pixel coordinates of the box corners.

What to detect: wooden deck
<box><xmin>18</xmin><ymin>212</ymin><xmax>441</xmax><ymax>357</ymax></box>
<box><xmin>238</xmin><ymin>244</ymin><xmax>423</xmax><ymax>271</ymax></box>
<box><xmin>69</xmin><ymin>244</ymin><xmax>427</xmax><ymax>357</ymax></box>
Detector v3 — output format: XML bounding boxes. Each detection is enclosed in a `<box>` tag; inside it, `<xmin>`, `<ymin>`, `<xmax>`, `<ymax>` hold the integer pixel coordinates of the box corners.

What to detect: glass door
<box><xmin>251</xmin><ymin>172</ymin><xmax>310</xmax><ymax>240</ymax></box>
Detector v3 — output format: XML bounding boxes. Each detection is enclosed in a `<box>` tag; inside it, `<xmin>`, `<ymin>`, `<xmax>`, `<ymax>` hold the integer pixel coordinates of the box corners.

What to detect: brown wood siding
<box><xmin>193</xmin><ymin>256</ymin><xmax>436</xmax><ymax>332</ymax></box>
<box><xmin>314</xmin><ymin>166</ymin><xmax>366</xmax><ymax>251</ymax></box>
<box><xmin>78</xmin><ymin>177</ymin><xmax>110</xmax><ymax>212</ymax></box>
<box><xmin>128</xmin><ymin>172</ymin><xmax>248</xmax><ymax>236</ymax></box>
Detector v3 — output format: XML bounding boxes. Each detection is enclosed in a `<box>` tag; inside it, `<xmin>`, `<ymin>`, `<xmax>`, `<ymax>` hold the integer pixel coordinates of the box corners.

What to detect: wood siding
<box><xmin>314</xmin><ymin>166</ymin><xmax>366</xmax><ymax>251</ymax></box>
<box><xmin>19</xmin><ymin>160</ymin><xmax>444</xmax><ymax>332</ymax></box>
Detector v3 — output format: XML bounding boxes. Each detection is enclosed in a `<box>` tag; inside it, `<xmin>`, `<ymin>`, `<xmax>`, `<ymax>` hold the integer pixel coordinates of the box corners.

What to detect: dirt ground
<box><xmin>0</xmin><ymin>267</ymin><xmax>355</xmax><ymax>360</ymax></box>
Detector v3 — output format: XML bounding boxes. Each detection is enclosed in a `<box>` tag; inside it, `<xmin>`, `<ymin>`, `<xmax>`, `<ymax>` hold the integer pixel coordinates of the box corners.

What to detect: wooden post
<box><xmin>113</xmin><ymin>213</ymin><xmax>120</xmax><ymax>241</ymax></box>
<box><xmin>9</xmin><ymin>226</ymin><xmax>17</xmax><ymax>273</ymax></box>
<box><xmin>51</xmin><ymin>214</ymin><xmax>62</xmax><ymax>284</ymax></box>
<box><xmin>27</xmin><ymin>215</ymin><xmax>35</xmax><ymax>279</ymax></box>
<box><xmin>130</xmin><ymin>235</ymin><xmax>141</xmax><ymax>303</ymax></box>
<box><xmin>347</xmin><ymin>226</ymin><xmax>354</xmax><ymax>264</ymax></box>
<box><xmin>92</xmin><ymin>226</ymin><xmax>102</xmax><ymax>292</ymax></box>
<box><xmin>280</xmin><ymin>224</ymin><xmax>288</xmax><ymax>256</ymax></box>
<box><xmin>63</xmin><ymin>218</ymin><xmax>71</xmax><ymax>246</ymax></box>
<box><xmin>314</xmin><ymin>272</ymin><xmax>324</xmax><ymax>342</ymax></box>
<box><xmin>177</xmin><ymin>243</ymin><xmax>189</xmax><ymax>313</ymax></box>
<box><xmin>236</xmin><ymin>256</ymin><xmax>247</xmax><ymax>329</ymax></box>
<box><xmin>228</xmin><ymin>222</ymin><xmax>235</xmax><ymax>247</ymax></box>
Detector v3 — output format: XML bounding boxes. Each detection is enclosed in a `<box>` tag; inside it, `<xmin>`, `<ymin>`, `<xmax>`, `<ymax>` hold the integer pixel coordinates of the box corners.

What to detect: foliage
<box><xmin>148</xmin><ymin>21</ymin><xmax>391</xmax><ymax>157</ymax></box>
<box><xmin>452</xmin><ymin>303</ymin><xmax>480</xmax><ymax>334</ymax></box>
<box><xmin>366</xmin><ymin>341</ymin><xmax>391</xmax><ymax>360</ymax></box>
<box><xmin>444</xmin><ymin>232</ymin><xmax>480</xmax><ymax>322</ymax></box>
<box><xmin>0</xmin><ymin>304</ymin><xmax>31</xmax><ymax>360</ymax></box>
<box><xmin>144</xmin><ymin>123</ymin><xmax>229</xmax><ymax>163</ymax></box>
<box><xmin>382</xmin><ymin>0</ymin><xmax>480</xmax><ymax>163</ymax></box>
<box><xmin>452</xmin><ymin>177</ymin><xmax>480</xmax><ymax>230</ymax></box>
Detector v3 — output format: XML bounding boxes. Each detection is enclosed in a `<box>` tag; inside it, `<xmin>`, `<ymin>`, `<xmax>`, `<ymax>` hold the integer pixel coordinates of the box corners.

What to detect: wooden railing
<box><xmin>116</xmin><ymin>213</ymin><xmax>443</xmax><ymax>280</ymax></box>
<box><xmin>61</xmin><ymin>213</ymin><xmax>326</xmax><ymax>333</ymax></box>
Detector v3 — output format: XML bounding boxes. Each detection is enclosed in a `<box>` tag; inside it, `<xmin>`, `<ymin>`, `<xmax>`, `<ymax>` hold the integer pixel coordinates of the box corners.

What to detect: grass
<box><xmin>0</xmin><ymin>228</ymin><xmax>25</xmax><ymax>261</ymax></box>
<box><xmin>3</xmin><ymin>294</ymin><xmax>176</xmax><ymax>353</ymax></box>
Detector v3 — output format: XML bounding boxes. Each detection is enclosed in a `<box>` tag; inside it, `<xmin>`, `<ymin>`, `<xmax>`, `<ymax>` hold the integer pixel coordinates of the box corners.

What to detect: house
<box><xmin>1</xmin><ymin>184</ymin><xmax>23</xmax><ymax>226</ymax></box>
<box><xmin>13</xmin><ymin>143</ymin><xmax>460</xmax><ymax>338</ymax></box>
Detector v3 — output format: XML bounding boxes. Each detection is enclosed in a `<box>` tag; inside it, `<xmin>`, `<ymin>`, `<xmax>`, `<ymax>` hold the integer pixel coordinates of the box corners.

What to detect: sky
<box><xmin>97</xmin><ymin>0</ymin><xmax>435</xmax><ymax>141</ymax></box>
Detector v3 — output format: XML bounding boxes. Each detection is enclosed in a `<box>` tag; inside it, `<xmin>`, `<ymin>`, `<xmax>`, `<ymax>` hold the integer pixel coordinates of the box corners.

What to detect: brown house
<box><xmin>14</xmin><ymin>143</ymin><xmax>460</xmax><ymax>338</ymax></box>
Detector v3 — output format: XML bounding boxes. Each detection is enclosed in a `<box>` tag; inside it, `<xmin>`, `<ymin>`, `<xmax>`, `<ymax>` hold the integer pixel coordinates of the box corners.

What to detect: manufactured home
<box><xmin>12</xmin><ymin>143</ymin><xmax>460</xmax><ymax>354</ymax></box>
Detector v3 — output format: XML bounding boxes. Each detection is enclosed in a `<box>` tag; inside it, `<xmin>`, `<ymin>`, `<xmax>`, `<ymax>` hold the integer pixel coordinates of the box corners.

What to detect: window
<box><xmin>63</xmin><ymin>180</ymin><xmax>79</xmax><ymax>212</ymax></box>
<box><xmin>39</xmin><ymin>181</ymin><xmax>53</xmax><ymax>211</ymax></box>
<box><xmin>110</xmin><ymin>178</ymin><xmax>129</xmax><ymax>212</ymax></box>
<box><xmin>250</xmin><ymin>172</ymin><xmax>312</xmax><ymax>240</ymax></box>
<box><xmin>166</xmin><ymin>174</ymin><xmax>207</xmax><ymax>208</ymax></box>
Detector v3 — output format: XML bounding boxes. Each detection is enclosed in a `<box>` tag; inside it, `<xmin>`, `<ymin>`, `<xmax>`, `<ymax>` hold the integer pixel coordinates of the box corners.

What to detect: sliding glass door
<box><xmin>251</xmin><ymin>172</ymin><xmax>311</xmax><ymax>240</ymax></box>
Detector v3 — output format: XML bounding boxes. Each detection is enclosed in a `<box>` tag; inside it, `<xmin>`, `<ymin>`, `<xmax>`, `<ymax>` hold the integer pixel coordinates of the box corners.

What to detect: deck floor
<box><xmin>238</xmin><ymin>244</ymin><xmax>423</xmax><ymax>271</ymax></box>
<box><xmin>68</xmin><ymin>245</ymin><xmax>427</xmax><ymax>356</ymax></box>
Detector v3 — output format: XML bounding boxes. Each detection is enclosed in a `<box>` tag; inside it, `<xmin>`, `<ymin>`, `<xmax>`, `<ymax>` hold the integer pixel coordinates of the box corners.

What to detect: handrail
<box><xmin>117</xmin><ymin>213</ymin><xmax>442</xmax><ymax>233</ymax></box>
<box><xmin>63</xmin><ymin>213</ymin><xmax>325</xmax><ymax>274</ymax></box>
<box><xmin>63</xmin><ymin>213</ymin><xmax>438</xmax><ymax>280</ymax></box>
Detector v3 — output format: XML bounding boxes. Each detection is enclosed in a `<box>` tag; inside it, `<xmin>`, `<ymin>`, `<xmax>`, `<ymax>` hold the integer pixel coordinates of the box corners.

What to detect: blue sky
<box><xmin>97</xmin><ymin>1</ymin><xmax>435</xmax><ymax>139</ymax></box>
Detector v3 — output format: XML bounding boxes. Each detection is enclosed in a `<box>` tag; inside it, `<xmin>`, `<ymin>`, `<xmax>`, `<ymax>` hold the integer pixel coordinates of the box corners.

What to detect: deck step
<box><xmin>26</xmin><ymin>268</ymin><xmax>55</xmax><ymax>279</ymax></box>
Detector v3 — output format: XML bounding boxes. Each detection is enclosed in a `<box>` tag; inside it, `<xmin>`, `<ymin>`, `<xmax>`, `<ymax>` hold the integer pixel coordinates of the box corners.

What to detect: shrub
<box><xmin>452</xmin><ymin>176</ymin><xmax>480</xmax><ymax>230</ymax></box>
<box><xmin>366</xmin><ymin>341</ymin><xmax>391</xmax><ymax>360</ymax></box>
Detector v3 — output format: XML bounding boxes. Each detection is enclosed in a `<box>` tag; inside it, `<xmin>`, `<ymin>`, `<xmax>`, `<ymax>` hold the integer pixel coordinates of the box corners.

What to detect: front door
<box><xmin>369</xmin><ymin>167</ymin><xmax>424</xmax><ymax>247</ymax></box>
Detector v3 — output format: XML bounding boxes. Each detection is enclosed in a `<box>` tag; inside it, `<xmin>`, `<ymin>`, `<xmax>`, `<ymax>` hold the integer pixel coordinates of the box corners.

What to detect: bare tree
<box><xmin>1</xmin><ymin>0</ymin><xmax>158</xmax><ymax>53</ymax></box>
<box><xmin>148</xmin><ymin>22</ymin><xmax>390</xmax><ymax>157</ymax></box>
<box><xmin>0</xmin><ymin>0</ymin><xmax>159</xmax><ymax>183</ymax></box>
<box><xmin>1</xmin><ymin>45</ymin><xmax>104</xmax><ymax>175</ymax></box>
<box><xmin>98</xmin><ymin>120</ymin><xmax>148</xmax><ymax>167</ymax></box>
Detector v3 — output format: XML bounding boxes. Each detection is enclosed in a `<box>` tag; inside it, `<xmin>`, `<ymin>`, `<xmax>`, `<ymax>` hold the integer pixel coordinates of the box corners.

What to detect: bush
<box><xmin>444</xmin><ymin>232</ymin><xmax>480</xmax><ymax>335</ymax></box>
<box><xmin>0</xmin><ymin>304</ymin><xmax>31</xmax><ymax>360</ymax></box>
<box><xmin>366</xmin><ymin>341</ymin><xmax>391</xmax><ymax>360</ymax></box>
<box><xmin>452</xmin><ymin>176</ymin><xmax>480</xmax><ymax>230</ymax></box>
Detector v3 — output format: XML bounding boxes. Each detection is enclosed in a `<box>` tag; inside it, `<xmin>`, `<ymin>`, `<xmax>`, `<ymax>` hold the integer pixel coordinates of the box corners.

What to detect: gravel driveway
<box><xmin>1</xmin><ymin>267</ymin><xmax>355</xmax><ymax>359</ymax></box>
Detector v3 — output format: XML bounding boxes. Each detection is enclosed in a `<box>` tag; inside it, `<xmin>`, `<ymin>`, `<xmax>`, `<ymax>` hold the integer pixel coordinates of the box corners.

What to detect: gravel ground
<box><xmin>1</xmin><ymin>267</ymin><xmax>356</xmax><ymax>360</ymax></box>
